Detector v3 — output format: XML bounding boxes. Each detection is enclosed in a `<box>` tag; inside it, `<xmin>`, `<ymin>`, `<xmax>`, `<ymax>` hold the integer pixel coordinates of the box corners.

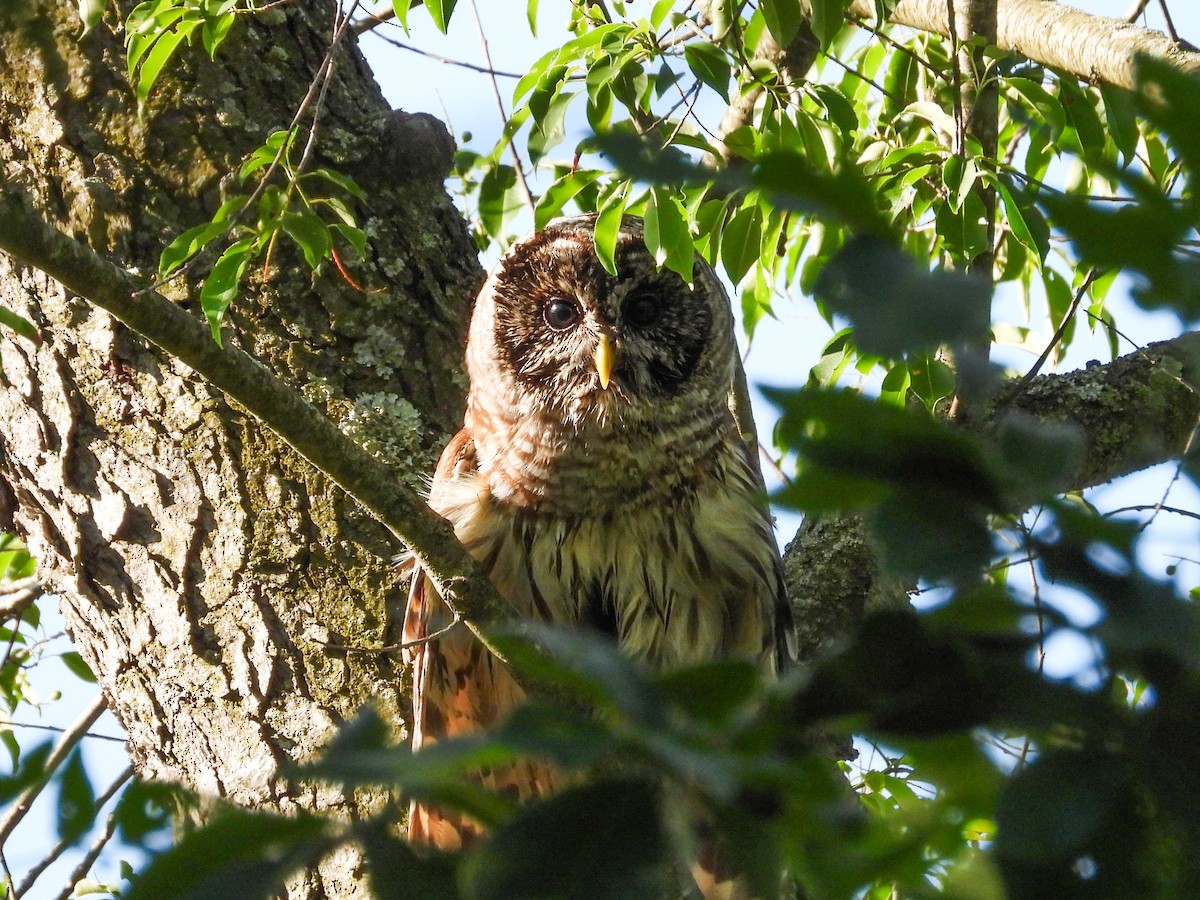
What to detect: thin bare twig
<box><xmin>0</xmin><ymin>577</ymin><xmax>40</xmax><ymax>598</ymax></box>
<box><xmin>50</xmin><ymin>794</ymin><xmax>128</xmax><ymax>900</ymax></box>
<box><xmin>0</xmin><ymin>584</ymin><xmax>39</xmax><ymax>626</ymax></box>
<box><xmin>1</xmin><ymin>721</ymin><xmax>125</xmax><ymax>744</ymax></box>
<box><xmin>142</xmin><ymin>0</ymin><xmax>361</xmax><ymax>295</ymax></box>
<box><xmin>1106</xmin><ymin>503</ymin><xmax>1200</xmax><ymax>523</ymax></box>
<box><xmin>1002</xmin><ymin>269</ymin><xmax>1098</xmax><ymax>402</ymax></box>
<box><xmin>368</xmin><ymin>32</ymin><xmax>529</xmax><ymax>78</ymax></box>
<box><xmin>1</xmin><ymin>847</ymin><xmax>14</xmax><ymax>900</ymax></box>
<box><xmin>352</xmin><ymin>0</ymin><xmax>427</xmax><ymax>35</ymax></box>
<box><xmin>14</xmin><ymin>767</ymin><xmax>133</xmax><ymax>899</ymax></box>
<box><xmin>1124</xmin><ymin>0</ymin><xmax>1151</xmax><ymax>22</ymax></box>
<box><xmin>1156</xmin><ymin>0</ymin><xmax>1188</xmax><ymax>48</ymax></box>
<box><xmin>0</xmin><ymin>696</ymin><xmax>108</xmax><ymax>848</ymax></box>
<box><xmin>293</xmin><ymin>1</ymin><xmax>361</xmax><ymax>178</ymax></box>
<box><xmin>319</xmin><ymin>613</ymin><xmax>464</xmax><ymax>655</ymax></box>
<box><xmin>468</xmin><ymin>0</ymin><xmax>536</xmax><ymax>215</ymax></box>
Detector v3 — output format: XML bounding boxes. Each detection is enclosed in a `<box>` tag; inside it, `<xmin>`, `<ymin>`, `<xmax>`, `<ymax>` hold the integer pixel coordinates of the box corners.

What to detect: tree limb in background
<box><xmin>785</xmin><ymin>329</ymin><xmax>1200</xmax><ymax>669</ymax></box>
<box><xmin>850</xmin><ymin>0</ymin><xmax>1200</xmax><ymax>90</ymax></box>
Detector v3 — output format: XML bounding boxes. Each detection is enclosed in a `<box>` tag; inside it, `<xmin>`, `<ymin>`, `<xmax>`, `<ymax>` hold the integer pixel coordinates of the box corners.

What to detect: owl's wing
<box><xmin>403</xmin><ymin>429</ymin><xmax>560</xmax><ymax>848</ymax></box>
<box><xmin>735</xmin><ymin>437</ymin><xmax>798</xmax><ymax>675</ymax></box>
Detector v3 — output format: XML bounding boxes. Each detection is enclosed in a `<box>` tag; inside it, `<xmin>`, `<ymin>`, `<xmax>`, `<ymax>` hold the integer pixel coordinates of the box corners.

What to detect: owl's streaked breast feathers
<box><xmin>403</xmin><ymin>215</ymin><xmax>795</xmax><ymax>865</ymax></box>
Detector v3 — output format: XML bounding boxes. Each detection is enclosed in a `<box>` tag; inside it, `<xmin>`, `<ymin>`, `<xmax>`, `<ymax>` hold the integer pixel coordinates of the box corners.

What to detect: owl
<box><xmin>403</xmin><ymin>215</ymin><xmax>793</xmax><ymax>880</ymax></box>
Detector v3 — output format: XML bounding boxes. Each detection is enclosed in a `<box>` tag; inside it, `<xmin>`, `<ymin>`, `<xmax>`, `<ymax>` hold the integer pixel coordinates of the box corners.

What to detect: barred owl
<box><xmin>403</xmin><ymin>215</ymin><xmax>793</xmax><ymax>878</ymax></box>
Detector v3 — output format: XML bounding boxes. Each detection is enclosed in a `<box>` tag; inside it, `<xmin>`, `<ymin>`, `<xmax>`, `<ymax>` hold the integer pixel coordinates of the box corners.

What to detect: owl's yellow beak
<box><xmin>594</xmin><ymin>332</ymin><xmax>616</xmax><ymax>390</ymax></box>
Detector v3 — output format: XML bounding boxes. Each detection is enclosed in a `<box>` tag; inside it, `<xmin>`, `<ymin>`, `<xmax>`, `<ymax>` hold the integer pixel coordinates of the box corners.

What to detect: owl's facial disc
<box><xmin>487</xmin><ymin>225</ymin><xmax>719</xmax><ymax>422</ymax></box>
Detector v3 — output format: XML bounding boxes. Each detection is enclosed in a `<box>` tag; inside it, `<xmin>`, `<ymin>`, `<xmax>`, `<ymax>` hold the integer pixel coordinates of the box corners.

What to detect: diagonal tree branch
<box><xmin>0</xmin><ymin>187</ymin><xmax>515</xmax><ymax>648</ymax></box>
<box><xmin>849</xmin><ymin>0</ymin><xmax>1200</xmax><ymax>90</ymax></box>
<box><xmin>999</xmin><ymin>331</ymin><xmax>1200</xmax><ymax>490</ymax></box>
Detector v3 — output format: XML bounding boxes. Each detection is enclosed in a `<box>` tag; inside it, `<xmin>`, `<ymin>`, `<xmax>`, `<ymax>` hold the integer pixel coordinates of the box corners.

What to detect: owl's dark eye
<box><xmin>625</xmin><ymin>292</ymin><xmax>660</xmax><ymax>329</ymax></box>
<box><xmin>543</xmin><ymin>297</ymin><xmax>581</xmax><ymax>331</ymax></box>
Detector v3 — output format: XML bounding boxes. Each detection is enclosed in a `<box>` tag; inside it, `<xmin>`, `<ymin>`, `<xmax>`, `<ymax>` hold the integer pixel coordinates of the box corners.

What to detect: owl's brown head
<box><xmin>465</xmin><ymin>214</ymin><xmax>736</xmax><ymax>435</ymax></box>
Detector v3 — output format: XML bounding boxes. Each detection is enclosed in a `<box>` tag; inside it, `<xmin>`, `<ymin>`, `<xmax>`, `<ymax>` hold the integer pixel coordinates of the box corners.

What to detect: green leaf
<box><xmin>994</xmin><ymin>174</ymin><xmax>1048</xmax><ymax>263</ymax></box>
<box><xmin>528</xmin><ymin>90</ymin><xmax>574</xmax><ymax>164</ymax></box>
<box><xmin>124</xmin><ymin>805</ymin><xmax>331</xmax><ymax>900</ymax></box>
<box><xmin>304</xmin><ymin>167</ymin><xmax>367</xmax><ymax>200</ymax></box>
<box><xmin>158</xmin><ymin>195</ymin><xmax>249</xmax><ymax>278</ymax></box>
<box><xmin>1</xmin><ymin>731</ymin><xmax>18</xmax><ymax>770</ymax></box>
<box><xmin>160</xmin><ymin>219</ymin><xmax>228</xmax><ymax>278</ymax></box>
<box><xmin>534</xmin><ymin>169</ymin><xmax>603</xmax><ymax>230</ymax></box>
<box><xmin>769</xmin><ymin>388</ymin><xmax>1003</xmax><ymax>516</ymax></box>
<box><xmin>281</xmin><ymin>211</ymin><xmax>333</xmax><ymax>269</ymax></box>
<box><xmin>1041</xmin><ymin>189</ymin><xmax>1199</xmax><ymax>316</ymax></box>
<box><xmin>1059</xmin><ymin>79</ymin><xmax>1105</xmax><ymax>163</ymax></box>
<box><xmin>720</xmin><ymin>203</ymin><xmax>762</xmax><ymax>286</ymax></box>
<box><xmin>709</xmin><ymin>0</ymin><xmax>734</xmax><ymax>40</ymax></box>
<box><xmin>1005</xmin><ymin>77</ymin><xmax>1065</xmax><ymax>134</ymax></box>
<box><xmin>993</xmin><ymin>412</ymin><xmax>1082</xmax><ymax>501</ymax></box>
<box><xmin>126</xmin><ymin>4</ymin><xmax>189</xmax><ymax>77</ymax></box>
<box><xmin>391</xmin><ymin>0</ymin><xmax>413</xmax><ymax>33</ymax></box>
<box><xmin>1134</xmin><ymin>55</ymin><xmax>1200</xmax><ymax>181</ymax></box>
<box><xmin>643</xmin><ymin>186</ymin><xmax>694</xmax><ymax>285</ymax></box>
<box><xmin>461</xmin><ymin>779</ymin><xmax>669</xmax><ymax>900</ymax></box>
<box><xmin>331</xmin><ymin>223</ymin><xmax>367</xmax><ymax>258</ymax></box>
<box><xmin>79</xmin><ymin>0</ymin><xmax>107</xmax><ymax>34</ymax></box>
<box><xmin>200</xmin><ymin>1</ymin><xmax>238</xmax><ymax>58</ymax></box>
<box><xmin>760</xmin><ymin>0</ymin><xmax>802</xmax><ymax>47</ymax></box>
<box><xmin>752</xmin><ymin>151</ymin><xmax>893</xmax><ymax>237</ymax></box>
<box><xmin>0</xmin><ymin>741</ymin><xmax>51</xmax><ymax>805</ymax></box>
<box><xmin>809</xmin><ymin>84</ymin><xmax>858</xmax><ymax>136</ymax></box>
<box><xmin>907</xmin><ymin>353</ymin><xmax>955</xmax><ymax>410</ymax></box>
<box><xmin>592</xmin><ymin>183</ymin><xmax>629</xmax><ymax>277</ymax></box>
<box><xmin>0</xmin><ymin>305</ymin><xmax>38</xmax><ymax>341</ymax></box>
<box><xmin>871</xmin><ymin>486</ymin><xmax>993</xmax><ymax>578</ymax></box>
<box><xmin>491</xmin><ymin>622</ymin><xmax>664</xmax><ymax>728</ymax></box>
<box><xmin>477</xmin><ymin>165</ymin><xmax>521</xmax><ymax>239</ymax></box>
<box><xmin>650</xmin><ymin>0</ymin><xmax>675</xmax><ymax>30</ymax></box>
<box><xmin>656</xmin><ymin>659</ymin><xmax>760</xmax><ymax>729</ymax></box>
<box><xmin>873</xmin><ymin>0</ymin><xmax>899</xmax><ymax>21</ymax></box>
<box><xmin>995</xmin><ymin>749</ymin><xmax>1136</xmax><ymax>894</ymax></box>
<box><xmin>526</xmin><ymin>0</ymin><xmax>539</xmax><ymax>35</ymax></box>
<box><xmin>424</xmin><ymin>0</ymin><xmax>457</xmax><ymax>33</ymax></box>
<box><xmin>57</xmin><ymin>749</ymin><xmax>96</xmax><ymax>844</ymax></box>
<box><xmin>942</xmin><ymin>153</ymin><xmax>977</xmax><ymax>213</ymax></box>
<box><xmin>60</xmin><ymin>651</ymin><xmax>97</xmax><ymax>684</ymax></box>
<box><xmin>240</xmin><ymin>130</ymin><xmax>293</xmax><ymax>182</ymax></box>
<box><xmin>359</xmin><ymin>819</ymin><xmax>459</xmax><ymax>900</ymax></box>
<box><xmin>683</xmin><ymin>41</ymin><xmax>731</xmax><ymax>103</ymax></box>
<box><xmin>136</xmin><ymin>19</ymin><xmax>201</xmax><ymax>107</ymax></box>
<box><xmin>115</xmin><ymin>779</ymin><xmax>182</xmax><ymax>844</ymax></box>
<box><xmin>1100</xmin><ymin>83</ymin><xmax>1139</xmax><ymax>166</ymax></box>
<box><xmin>813</xmin><ymin>236</ymin><xmax>991</xmax><ymax>356</ymax></box>
<box><xmin>200</xmin><ymin>239</ymin><xmax>253</xmax><ymax>345</ymax></box>
<box><xmin>810</xmin><ymin>0</ymin><xmax>848</xmax><ymax>48</ymax></box>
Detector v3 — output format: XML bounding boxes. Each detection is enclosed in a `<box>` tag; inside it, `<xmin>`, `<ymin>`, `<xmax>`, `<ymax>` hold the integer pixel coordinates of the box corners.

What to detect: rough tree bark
<box><xmin>0</xmin><ymin>2</ymin><xmax>1198</xmax><ymax>899</ymax></box>
<box><xmin>0</xmin><ymin>3</ymin><xmax>480</xmax><ymax>896</ymax></box>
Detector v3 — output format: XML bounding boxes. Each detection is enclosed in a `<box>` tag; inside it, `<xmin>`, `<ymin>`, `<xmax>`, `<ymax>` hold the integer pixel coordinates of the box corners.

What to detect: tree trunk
<box><xmin>0</xmin><ymin>3</ymin><xmax>480</xmax><ymax>896</ymax></box>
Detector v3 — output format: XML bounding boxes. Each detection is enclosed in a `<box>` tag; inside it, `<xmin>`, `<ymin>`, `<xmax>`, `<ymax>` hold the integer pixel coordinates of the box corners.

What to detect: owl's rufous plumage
<box><xmin>403</xmin><ymin>215</ymin><xmax>793</xmax><ymax>875</ymax></box>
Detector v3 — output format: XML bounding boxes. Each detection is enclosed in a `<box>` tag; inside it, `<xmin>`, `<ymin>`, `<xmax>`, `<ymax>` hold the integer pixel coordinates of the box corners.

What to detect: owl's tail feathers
<box><xmin>691</xmin><ymin>865</ymin><xmax>756</xmax><ymax>900</ymax></box>
<box><xmin>406</xmin><ymin>756</ymin><xmax>564</xmax><ymax>850</ymax></box>
<box><xmin>407</xmin><ymin>802</ymin><xmax>483</xmax><ymax>850</ymax></box>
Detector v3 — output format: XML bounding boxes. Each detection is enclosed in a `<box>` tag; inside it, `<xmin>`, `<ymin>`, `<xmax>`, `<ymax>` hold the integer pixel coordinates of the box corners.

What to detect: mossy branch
<box><xmin>0</xmin><ymin>187</ymin><xmax>516</xmax><ymax>649</ymax></box>
<box><xmin>849</xmin><ymin>0</ymin><xmax>1200</xmax><ymax>91</ymax></box>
